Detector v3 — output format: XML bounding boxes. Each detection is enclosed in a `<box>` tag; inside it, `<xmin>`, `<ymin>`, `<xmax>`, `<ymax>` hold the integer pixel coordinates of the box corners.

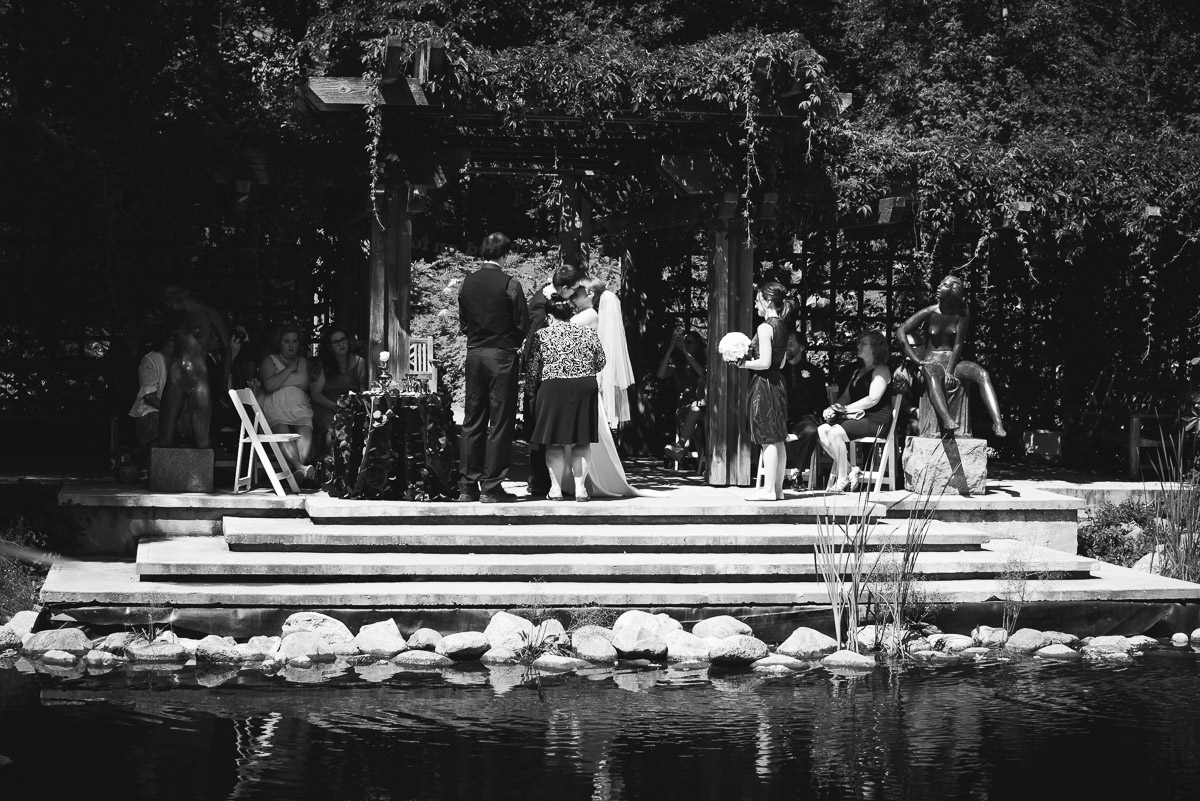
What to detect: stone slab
<box><xmin>885</xmin><ymin>482</ymin><xmax>1085</xmax><ymax>554</ymax></box>
<box><xmin>149</xmin><ymin>449</ymin><xmax>214</xmax><ymax>494</ymax></box>
<box><xmin>40</xmin><ymin>554</ymin><xmax>1200</xmax><ymax>609</ymax></box>
<box><xmin>222</xmin><ymin>517</ymin><xmax>993</xmax><ymax>553</ymax></box>
<box><xmin>304</xmin><ymin>491</ymin><xmax>888</xmax><ymax>525</ymax></box>
<box><xmin>136</xmin><ymin>536</ymin><xmax>1093</xmax><ymax>580</ymax></box>
<box><xmin>903</xmin><ymin>436</ymin><xmax>987</xmax><ymax>496</ymax></box>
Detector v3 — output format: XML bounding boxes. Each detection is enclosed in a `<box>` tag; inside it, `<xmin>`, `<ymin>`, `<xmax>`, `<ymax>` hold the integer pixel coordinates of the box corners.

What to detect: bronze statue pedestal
<box><xmin>150</xmin><ymin>448</ymin><xmax>214</xmax><ymax>493</ymax></box>
<box><xmin>902</xmin><ymin>436</ymin><xmax>987</xmax><ymax>496</ymax></box>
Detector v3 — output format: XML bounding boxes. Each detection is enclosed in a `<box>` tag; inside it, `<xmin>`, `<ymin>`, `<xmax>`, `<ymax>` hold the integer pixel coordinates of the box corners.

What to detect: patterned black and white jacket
<box><xmin>526</xmin><ymin>321</ymin><xmax>606</xmax><ymax>390</ymax></box>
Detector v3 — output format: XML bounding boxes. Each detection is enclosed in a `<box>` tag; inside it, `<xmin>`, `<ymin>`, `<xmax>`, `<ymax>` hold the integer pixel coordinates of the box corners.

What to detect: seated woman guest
<box><xmin>259</xmin><ymin>323</ymin><xmax>316</xmax><ymax>483</ymax></box>
<box><xmin>310</xmin><ymin>325</ymin><xmax>368</xmax><ymax>453</ymax></box>
<box><xmin>526</xmin><ymin>295</ymin><xmax>607</xmax><ymax>502</ymax></box>
<box><xmin>817</xmin><ymin>330</ymin><xmax>893</xmax><ymax>493</ymax></box>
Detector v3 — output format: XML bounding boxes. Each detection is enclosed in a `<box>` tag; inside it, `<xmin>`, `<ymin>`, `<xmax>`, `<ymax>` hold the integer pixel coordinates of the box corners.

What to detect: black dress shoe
<box><xmin>457</xmin><ymin>492</ymin><xmax>481</xmax><ymax>502</ymax></box>
<box><xmin>480</xmin><ymin>490</ymin><xmax>518</xmax><ymax>503</ymax></box>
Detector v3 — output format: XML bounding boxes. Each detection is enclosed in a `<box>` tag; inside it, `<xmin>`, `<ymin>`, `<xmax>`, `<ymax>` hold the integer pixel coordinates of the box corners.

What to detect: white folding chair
<box><xmin>847</xmin><ymin>394</ymin><xmax>903</xmax><ymax>493</ymax></box>
<box><xmin>407</xmin><ymin>335</ymin><xmax>437</xmax><ymax>390</ymax></box>
<box><xmin>228</xmin><ymin>389</ymin><xmax>301</xmax><ymax>497</ymax></box>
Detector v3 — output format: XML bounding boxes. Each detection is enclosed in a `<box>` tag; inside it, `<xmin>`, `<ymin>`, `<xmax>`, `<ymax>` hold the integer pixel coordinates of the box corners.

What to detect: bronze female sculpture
<box><xmin>897</xmin><ymin>275</ymin><xmax>1006</xmax><ymax>437</ymax></box>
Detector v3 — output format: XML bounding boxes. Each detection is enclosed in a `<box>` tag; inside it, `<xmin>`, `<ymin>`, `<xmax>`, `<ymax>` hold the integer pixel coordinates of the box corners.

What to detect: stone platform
<box><xmin>35</xmin><ymin>471</ymin><xmax>1200</xmax><ymax>640</ymax></box>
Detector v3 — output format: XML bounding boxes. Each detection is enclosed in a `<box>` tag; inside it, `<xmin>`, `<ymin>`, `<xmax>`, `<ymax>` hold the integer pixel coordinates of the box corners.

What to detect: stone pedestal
<box><xmin>903</xmin><ymin>436</ymin><xmax>987</xmax><ymax>496</ymax></box>
<box><xmin>150</xmin><ymin>448</ymin><xmax>214</xmax><ymax>493</ymax></box>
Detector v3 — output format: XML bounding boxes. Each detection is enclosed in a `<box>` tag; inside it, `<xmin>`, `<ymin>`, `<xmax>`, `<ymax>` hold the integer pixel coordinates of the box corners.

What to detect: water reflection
<box><xmin>2</xmin><ymin>657</ymin><xmax>1200</xmax><ymax>799</ymax></box>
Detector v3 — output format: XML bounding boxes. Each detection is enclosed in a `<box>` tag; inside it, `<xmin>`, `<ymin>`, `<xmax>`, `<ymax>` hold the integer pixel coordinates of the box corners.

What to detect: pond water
<box><xmin>2</xmin><ymin>651</ymin><xmax>1200</xmax><ymax>800</ymax></box>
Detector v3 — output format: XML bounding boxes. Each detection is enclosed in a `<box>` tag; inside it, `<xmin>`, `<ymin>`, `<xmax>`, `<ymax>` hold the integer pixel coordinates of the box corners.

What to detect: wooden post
<box><xmin>368</xmin><ymin>187</ymin><xmax>411</xmax><ymax>382</ymax></box>
<box><xmin>368</xmin><ymin>193</ymin><xmax>387</xmax><ymax>379</ymax></box>
<box><xmin>388</xmin><ymin>189</ymin><xmax>412</xmax><ymax>377</ymax></box>
<box><xmin>706</xmin><ymin>193</ymin><xmax>755</xmax><ymax>486</ymax></box>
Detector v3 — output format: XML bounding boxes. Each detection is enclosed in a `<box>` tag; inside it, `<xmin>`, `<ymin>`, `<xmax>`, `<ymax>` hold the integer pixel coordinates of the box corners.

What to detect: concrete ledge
<box><xmin>304</xmin><ymin>493</ymin><xmax>889</xmax><ymax>525</ymax></box>
<box><xmin>222</xmin><ymin>517</ymin><xmax>993</xmax><ymax>553</ymax></box>
<box><xmin>42</xmin><ymin>558</ymin><xmax>1200</xmax><ymax>609</ymax></box>
<box><xmin>136</xmin><ymin>536</ymin><xmax>1094</xmax><ymax>581</ymax></box>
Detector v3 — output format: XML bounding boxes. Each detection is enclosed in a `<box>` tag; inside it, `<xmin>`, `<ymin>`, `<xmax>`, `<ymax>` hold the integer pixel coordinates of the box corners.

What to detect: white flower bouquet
<box><xmin>718</xmin><ymin>331</ymin><xmax>753</xmax><ymax>363</ymax></box>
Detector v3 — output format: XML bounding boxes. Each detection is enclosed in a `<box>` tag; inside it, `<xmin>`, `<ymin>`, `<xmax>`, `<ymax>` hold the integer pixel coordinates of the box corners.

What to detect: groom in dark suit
<box><xmin>457</xmin><ymin>233</ymin><xmax>529</xmax><ymax>502</ymax></box>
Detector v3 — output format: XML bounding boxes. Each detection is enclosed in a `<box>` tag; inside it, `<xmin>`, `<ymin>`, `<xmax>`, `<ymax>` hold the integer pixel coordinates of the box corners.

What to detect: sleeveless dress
<box><xmin>313</xmin><ymin>356</ymin><xmax>364</xmax><ymax>435</ymax></box>
<box><xmin>837</xmin><ymin>367</ymin><xmax>893</xmax><ymax>440</ymax></box>
<box><xmin>260</xmin><ymin>355</ymin><xmax>313</xmax><ymax>428</ymax></box>
<box><xmin>748</xmin><ymin>318</ymin><xmax>788</xmax><ymax>444</ymax></box>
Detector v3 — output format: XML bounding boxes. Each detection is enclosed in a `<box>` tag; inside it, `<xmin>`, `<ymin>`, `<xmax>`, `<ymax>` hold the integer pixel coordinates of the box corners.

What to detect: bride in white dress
<box><xmin>543</xmin><ymin>277</ymin><xmax>647</xmax><ymax>498</ymax></box>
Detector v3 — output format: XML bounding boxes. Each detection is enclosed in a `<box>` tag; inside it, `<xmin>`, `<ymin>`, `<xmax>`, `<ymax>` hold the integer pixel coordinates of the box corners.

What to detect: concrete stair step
<box><xmin>222</xmin><ymin>517</ymin><xmax>992</xmax><ymax>553</ymax></box>
<box><xmin>136</xmin><ymin>536</ymin><xmax>1096</xmax><ymax>582</ymax></box>
<box><xmin>303</xmin><ymin>494</ymin><xmax>888</xmax><ymax>525</ymax></box>
<box><xmin>41</xmin><ymin>556</ymin><xmax>1200</xmax><ymax>609</ymax></box>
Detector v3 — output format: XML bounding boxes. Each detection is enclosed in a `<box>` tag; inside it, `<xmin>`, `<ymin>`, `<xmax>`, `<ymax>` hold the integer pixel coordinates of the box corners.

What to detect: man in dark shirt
<box><xmin>458</xmin><ymin>232</ymin><xmax>529</xmax><ymax>502</ymax></box>
<box><xmin>522</xmin><ymin>262</ymin><xmax>586</xmax><ymax>498</ymax></box>
<box><xmin>784</xmin><ymin>331</ymin><xmax>828</xmax><ymax>475</ymax></box>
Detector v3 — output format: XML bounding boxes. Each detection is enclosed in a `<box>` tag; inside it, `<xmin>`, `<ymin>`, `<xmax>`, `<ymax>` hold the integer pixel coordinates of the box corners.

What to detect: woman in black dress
<box><xmin>817</xmin><ymin>330</ymin><xmax>893</xmax><ymax>492</ymax></box>
<box><xmin>738</xmin><ymin>281</ymin><xmax>796</xmax><ymax>501</ymax></box>
<box><xmin>526</xmin><ymin>295</ymin><xmax>607</xmax><ymax>501</ymax></box>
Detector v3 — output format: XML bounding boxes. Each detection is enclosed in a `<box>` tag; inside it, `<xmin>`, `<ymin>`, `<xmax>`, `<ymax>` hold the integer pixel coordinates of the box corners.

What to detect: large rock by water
<box><xmin>126</xmin><ymin>639</ymin><xmax>190</xmax><ymax>663</ymax></box>
<box><xmin>436</xmin><ymin>631</ymin><xmax>491</xmax><ymax>660</ymax></box>
<box><xmin>531</xmin><ymin>619</ymin><xmax>568</xmax><ymax>648</ymax></box>
<box><xmin>1081</xmin><ymin>635</ymin><xmax>1135</xmax><ymax>655</ymax></box>
<box><xmin>282</xmin><ymin>612</ymin><xmax>354</xmax><ymax>644</ymax></box>
<box><xmin>776</xmin><ymin>627</ymin><xmax>838</xmax><ymax>658</ymax></box>
<box><xmin>612</xmin><ymin>610</ymin><xmax>660</xmax><ymax>634</ymax></box>
<box><xmin>4</xmin><ymin>611</ymin><xmax>39</xmax><ymax>638</ymax></box>
<box><xmin>236</xmin><ymin>636</ymin><xmax>280</xmax><ymax>662</ymax></box>
<box><xmin>571</xmin><ymin>625</ymin><xmax>615</xmax><ymax>644</ymax></box>
<box><xmin>709</xmin><ymin>635</ymin><xmax>769</xmax><ymax>666</ymax></box>
<box><xmin>480</xmin><ymin>647</ymin><xmax>519</xmax><ymax>665</ymax></box>
<box><xmin>393</xmin><ymin>650</ymin><xmax>454</xmax><ymax>668</ymax></box>
<box><xmin>96</xmin><ymin>632</ymin><xmax>137</xmax><ymax>655</ymax></box>
<box><xmin>573</xmin><ymin>632</ymin><xmax>618</xmax><ymax>664</ymax></box>
<box><xmin>355</xmin><ymin>620</ymin><xmax>408</xmax><ymax>658</ymax></box>
<box><xmin>1043</xmin><ymin>631</ymin><xmax>1081</xmax><ymax>648</ymax></box>
<box><xmin>821</xmin><ymin>650</ymin><xmax>876</xmax><ymax>671</ymax></box>
<box><xmin>484</xmin><ymin>612</ymin><xmax>535</xmax><ymax>651</ymax></box>
<box><xmin>663</xmin><ymin>630</ymin><xmax>711</xmax><ymax>662</ymax></box>
<box><xmin>692</xmin><ymin>615</ymin><xmax>751</xmax><ymax>639</ymax></box>
<box><xmin>972</xmin><ymin>625</ymin><xmax>1008</xmax><ymax>647</ymax></box>
<box><xmin>1036</xmin><ymin>644</ymin><xmax>1082</xmax><ymax>660</ymax></box>
<box><xmin>195</xmin><ymin>635</ymin><xmax>241</xmax><ymax>663</ymax></box>
<box><xmin>611</xmin><ymin>627</ymin><xmax>667</xmax><ymax>660</ymax></box>
<box><xmin>279</xmin><ymin>632</ymin><xmax>335</xmax><ymax>664</ymax></box>
<box><xmin>1006</xmin><ymin>628</ymin><xmax>1051</xmax><ymax>653</ymax></box>
<box><xmin>407</xmin><ymin>628</ymin><xmax>443</xmax><ymax>651</ymax></box>
<box><xmin>532</xmin><ymin>653</ymin><xmax>591</xmax><ymax>672</ymax></box>
<box><xmin>84</xmin><ymin>649</ymin><xmax>120</xmax><ymax>669</ymax></box>
<box><xmin>933</xmin><ymin>634</ymin><xmax>975</xmax><ymax>653</ymax></box>
<box><xmin>41</xmin><ymin>649</ymin><xmax>78</xmax><ymax>666</ymax></box>
<box><xmin>24</xmin><ymin>628</ymin><xmax>92</xmax><ymax>657</ymax></box>
<box><xmin>0</xmin><ymin>626</ymin><xmax>21</xmax><ymax>652</ymax></box>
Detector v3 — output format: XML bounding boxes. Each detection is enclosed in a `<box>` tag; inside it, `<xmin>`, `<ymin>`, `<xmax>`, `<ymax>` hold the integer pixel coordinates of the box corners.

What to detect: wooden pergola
<box><xmin>303</xmin><ymin>37</ymin><xmax>819</xmax><ymax>486</ymax></box>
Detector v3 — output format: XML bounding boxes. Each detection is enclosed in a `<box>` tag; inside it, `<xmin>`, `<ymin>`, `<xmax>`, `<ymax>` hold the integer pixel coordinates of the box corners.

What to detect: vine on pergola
<box><xmin>303</xmin><ymin>17</ymin><xmax>845</xmax><ymax>240</ymax></box>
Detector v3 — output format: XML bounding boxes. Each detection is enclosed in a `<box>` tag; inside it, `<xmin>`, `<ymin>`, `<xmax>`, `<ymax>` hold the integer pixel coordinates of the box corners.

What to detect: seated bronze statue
<box><xmin>896</xmin><ymin>275</ymin><xmax>1006</xmax><ymax>437</ymax></box>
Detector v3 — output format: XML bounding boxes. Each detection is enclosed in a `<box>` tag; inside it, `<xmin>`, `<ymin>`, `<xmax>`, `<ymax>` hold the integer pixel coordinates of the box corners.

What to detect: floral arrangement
<box><xmin>718</xmin><ymin>331</ymin><xmax>753</xmax><ymax>363</ymax></box>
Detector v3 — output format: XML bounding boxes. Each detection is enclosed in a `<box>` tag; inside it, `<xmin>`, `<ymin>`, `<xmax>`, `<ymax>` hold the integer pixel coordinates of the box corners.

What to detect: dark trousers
<box><xmin>525</xmin><ymin>392</ymin><xmax>551</xmax><ymax>495</ymax></box>
<box><xmin>460</xmin><ymin>347</ymin><xmax>519</xmax><ymax>495</ymax></box>
<box><xmin>785</xmin><ymin>414</ymin><xmax>821</xmax><ymax>469</ymax></box>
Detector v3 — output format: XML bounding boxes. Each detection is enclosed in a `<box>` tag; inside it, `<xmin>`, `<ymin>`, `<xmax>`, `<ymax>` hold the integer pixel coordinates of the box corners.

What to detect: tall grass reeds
<box><xmin>864</xmin><ymin>489</ymin><xmax>937</xmax><ymax>654</ymax></box>
<box><xmin>1148</xmin><ymin>431</ymin><xmax>1200</xmax><ymax>582</ymax></box>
